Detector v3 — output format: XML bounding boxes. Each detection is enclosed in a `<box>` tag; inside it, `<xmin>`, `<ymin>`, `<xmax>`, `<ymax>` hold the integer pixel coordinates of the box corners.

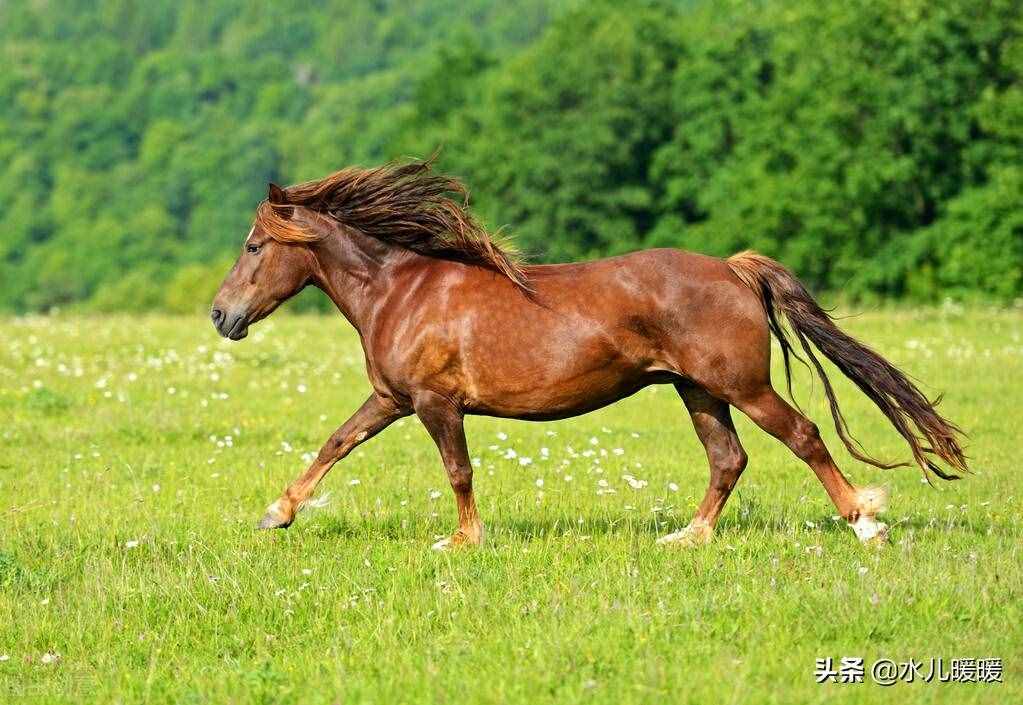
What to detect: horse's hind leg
<box><xmin>658</xmin><ymin>385</ymin><xmax>748</xmax><ymax>546</ymax></box>
<box><xmin>732</xmin><ymin>386</ymin><xmax>889</xmax><ymax>544</ymax></box>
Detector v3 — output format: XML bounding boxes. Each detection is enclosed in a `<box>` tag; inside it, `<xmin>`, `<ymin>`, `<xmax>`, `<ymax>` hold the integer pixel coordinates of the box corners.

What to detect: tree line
<box><xmin>1</xmin><ymin>0</ymin><xmax>1020</xmax><ymax>313</ymax></box>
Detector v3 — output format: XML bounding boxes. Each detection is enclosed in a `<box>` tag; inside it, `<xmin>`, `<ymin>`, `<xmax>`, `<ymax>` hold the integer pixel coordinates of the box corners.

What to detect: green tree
<box><xmin>0</xmin><ymin>0</ymin><xmax>1020</xmax><ymax>311</ymax></box>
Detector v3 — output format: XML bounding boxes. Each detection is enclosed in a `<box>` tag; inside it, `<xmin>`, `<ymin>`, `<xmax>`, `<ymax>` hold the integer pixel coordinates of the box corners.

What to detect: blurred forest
<box><xmin>1</xmin><ymin>0</ymin><xmax>1021</xmax><ymax>313</ymax></box>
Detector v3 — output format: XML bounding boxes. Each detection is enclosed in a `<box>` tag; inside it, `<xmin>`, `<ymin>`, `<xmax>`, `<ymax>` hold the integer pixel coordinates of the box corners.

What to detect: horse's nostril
<box><xmin>211</xmin><ymin>308</ymin><xmax>224</xmax><ymax>325</ymax></box>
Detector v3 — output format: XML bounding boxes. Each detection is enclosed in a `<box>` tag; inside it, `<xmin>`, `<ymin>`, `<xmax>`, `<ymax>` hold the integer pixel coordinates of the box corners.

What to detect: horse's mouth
<box><xmin>225</xmin><ymin>315</ymin><xmax>249</xmax><ymax>340</ymax></box>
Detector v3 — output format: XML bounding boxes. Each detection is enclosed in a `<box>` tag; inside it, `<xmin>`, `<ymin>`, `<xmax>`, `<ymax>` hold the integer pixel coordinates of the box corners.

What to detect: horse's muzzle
<box><xmin>211</xmin><ymin>308</ymin><xmax>248</xmax><ymax>340</ymax></box>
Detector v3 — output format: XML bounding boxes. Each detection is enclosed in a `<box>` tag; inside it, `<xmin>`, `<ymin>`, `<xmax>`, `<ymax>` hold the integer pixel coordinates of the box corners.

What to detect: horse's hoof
<box><xmin>657</xmin><ymin>521</ymin><xmax>713</xmax><ymax>547</ymax></box>
<box><xmin>431</xmin><ymin>527</ymin><xmax>483</xmax><ymax>551</ymax></box>
<box><xmin>851</xmin><ymin>516</ymin><xmax>888</xmax><ymax>546</ymax></box>
<box><xmin>257</xmin><ymin>501</ymin><xmax>293</xmax><ymax>530</ymax></box>
<box><xmin>257</xmin><ymin>514</ymin><xmax>291</xmax><ymax>530</ymax></box>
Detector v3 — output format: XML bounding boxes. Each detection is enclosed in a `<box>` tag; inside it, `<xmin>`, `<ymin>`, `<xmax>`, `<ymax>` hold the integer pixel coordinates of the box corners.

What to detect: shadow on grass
<box><xmin>307</xmin><ymin>514</ymin><xmax>667</xmax><ymax>541</ymax></box>
<box><xmin>717</xmin><ymin>512</ymin><xmax>997</xmax><ymax>538</ymax></box>
<box><xmin>303</xmin><ymin>508</ymin><xmax>998</xmax><ymax>543</ymax></box>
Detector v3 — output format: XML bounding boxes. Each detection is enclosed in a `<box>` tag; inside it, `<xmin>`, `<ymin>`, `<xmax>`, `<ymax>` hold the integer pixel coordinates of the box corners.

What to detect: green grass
<box><xmin>0</xmin><ymin>310</ymin><xmax>1020</xmax><ymax>704</ymax></box>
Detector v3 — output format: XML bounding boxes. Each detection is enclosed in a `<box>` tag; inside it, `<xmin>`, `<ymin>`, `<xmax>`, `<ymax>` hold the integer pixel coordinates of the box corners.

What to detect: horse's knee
<box><xmin>447</xmin><ymin>464</ymin><xmax>473</xmax><ymax>494</ymax></box>
<box><xmin>316</xmin><ymin>437</ymin><xmax>345</xmax><ymax>464</ymax></box>
<box><xmin>317</xmin><ymin>429</ymin><xmax>368</xmax><ymax>464</ymax></box>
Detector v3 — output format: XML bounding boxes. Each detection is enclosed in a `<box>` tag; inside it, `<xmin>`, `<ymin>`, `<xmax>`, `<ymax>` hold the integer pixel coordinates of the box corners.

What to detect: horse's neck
<box><xmin>310</xmin><ymin>227</ymin><xmax>404</xmax><ymax>331</ymax></box>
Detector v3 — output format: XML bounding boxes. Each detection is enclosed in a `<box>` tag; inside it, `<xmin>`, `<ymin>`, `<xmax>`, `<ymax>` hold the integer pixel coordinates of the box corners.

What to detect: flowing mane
<box><xmin>255</xmin><ymin>159</ymin><xmax>529</xmax><ymax>289</ymax></box>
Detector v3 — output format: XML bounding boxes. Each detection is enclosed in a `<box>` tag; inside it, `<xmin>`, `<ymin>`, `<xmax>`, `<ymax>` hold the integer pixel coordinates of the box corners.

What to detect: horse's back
<box><xmin>523</xmin><ymin>247</ymin><xmax>729</xmax><ymax>281</ymax></box>
<box><xmin>523</xmin><ymin>248</ymin><xmax>758</xmax><ymax>319</ymax></box>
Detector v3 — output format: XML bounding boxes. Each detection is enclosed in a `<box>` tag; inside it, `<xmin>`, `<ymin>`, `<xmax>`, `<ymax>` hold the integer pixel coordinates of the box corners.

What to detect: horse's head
<box><xmin>210</xmin><ymin>184</ymin><xmax>328</xmax><ymax>340</ymax></box>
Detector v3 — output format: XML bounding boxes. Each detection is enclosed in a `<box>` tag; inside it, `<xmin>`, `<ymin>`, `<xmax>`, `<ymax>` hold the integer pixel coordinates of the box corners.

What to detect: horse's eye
<box><xmin>246</xmin><ymin>244</ymin><xmax>261</xmax><ymax>254</ymax></box>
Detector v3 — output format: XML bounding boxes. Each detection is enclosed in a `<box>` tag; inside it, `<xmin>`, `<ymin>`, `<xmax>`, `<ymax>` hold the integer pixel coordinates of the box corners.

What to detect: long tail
<box><xmin>727</xmin><ymin>251</ymin><xmax>968</xmax><ymax>481</ymax></box>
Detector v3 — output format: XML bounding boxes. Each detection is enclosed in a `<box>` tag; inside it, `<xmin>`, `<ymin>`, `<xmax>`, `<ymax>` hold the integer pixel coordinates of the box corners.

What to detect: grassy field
<box><xmin>0</xmin><ymin>310</ymin><xmax>1020</xmax><ymax>704</ymax></box>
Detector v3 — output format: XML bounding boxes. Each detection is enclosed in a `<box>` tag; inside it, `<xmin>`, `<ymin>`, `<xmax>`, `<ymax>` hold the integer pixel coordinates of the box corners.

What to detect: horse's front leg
<box><xmin>414</xmin><ymin>392</ymin><xmax>483</xmax><ymax>550</ymax></box>
<box><xmin>258</xmin><ymin>393</ymin><xmax>408</xmax><ymax>529</ymax></box>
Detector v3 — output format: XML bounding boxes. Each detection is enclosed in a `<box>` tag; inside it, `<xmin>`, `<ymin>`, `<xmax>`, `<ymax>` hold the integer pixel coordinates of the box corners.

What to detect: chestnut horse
<box><xmin>211</xmin><ymin>160</ymin><xmax>966</xmax><ymax>548</ymax></box>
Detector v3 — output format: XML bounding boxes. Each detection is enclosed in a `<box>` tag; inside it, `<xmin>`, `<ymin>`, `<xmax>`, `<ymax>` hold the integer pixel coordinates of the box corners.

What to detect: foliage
<box><xmin>0</xmin><ymin>0</ymin><xmax>1021</xmax><ymax>311</ymax></box>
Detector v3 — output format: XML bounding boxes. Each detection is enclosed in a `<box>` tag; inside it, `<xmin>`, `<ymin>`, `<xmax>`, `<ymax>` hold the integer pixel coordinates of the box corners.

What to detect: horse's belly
<box><xmin>469</xmin><ymin>377</ymin><xmax>662</xmax><ymax>420</ymax></box>
<box><xmin>462</xmin><ymin>347</ymin><xmax>663</xmax><ymax>420</ymax></box>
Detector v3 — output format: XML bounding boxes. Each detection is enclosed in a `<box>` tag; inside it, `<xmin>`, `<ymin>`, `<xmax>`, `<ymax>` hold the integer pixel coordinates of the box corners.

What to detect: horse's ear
<box><xmin>268</xmin><ymin>182</ymin><xmax>288</xmax><ymax>205</ymax></box>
